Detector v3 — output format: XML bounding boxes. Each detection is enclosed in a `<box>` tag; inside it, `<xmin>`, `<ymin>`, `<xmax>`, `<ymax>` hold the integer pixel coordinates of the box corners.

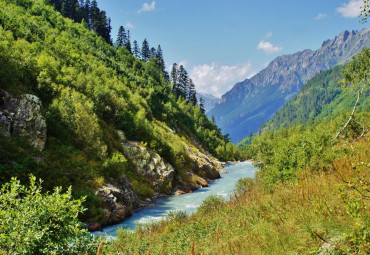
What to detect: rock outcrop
<box><xmin>184</xmin><ymin>143</ymin><xmax>221</xmax><ymax>180</ymax></box>
<box><xmin>121</xmin><ymin>141</ymin><xmax>175</xmax><ymax>189</ymax></box>
<box><xmin>95</xmin><ymin>176</ymin><xmax>140</xmax><ymax>225</ymax></box>
<box><xmin>0</xmin><ymin>90</ymin><xmax>47</xmax><ymax>150</ymax></box>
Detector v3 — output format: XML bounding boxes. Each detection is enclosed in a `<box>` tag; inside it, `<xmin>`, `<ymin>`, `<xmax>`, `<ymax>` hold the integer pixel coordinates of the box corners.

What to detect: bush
<box><xmin>166</xmin><ymin>210</ymin><xmax>188</xmax><ymax>224</ymax></box>
<box><xmin>131</xmin><ymin>180</ymin><xmax>154</xmax><ymax>199</ymax></box>
<box><xmin>198</xmin><ymin>194</ymin><xmax>226</xmax><ymax>213</ymax></box>
<box><xmin>0</xmin><ymin>175</ymin><xmax>100</xmax><ymax>254</ymax></box>
<box><xmin>235</xmin><ymin>177</ymin><xmax>255</xmax><ymax>195</ymax></box>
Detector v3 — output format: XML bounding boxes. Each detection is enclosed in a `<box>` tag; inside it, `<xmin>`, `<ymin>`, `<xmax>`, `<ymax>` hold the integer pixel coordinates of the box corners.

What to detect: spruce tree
<box><xmin>133</xmin><ymin>40</ymin><xmax>140</xmax><ymax>59</ymax></box>
<box><xmin>115</xmin><ymin>26</ymin><xmax>126</xmax><ymax>48</ymax></box>
<box><xmin>83</xmin><ymin>0</ymin><xmax>91</xmax><ymax>29</ymax></box>
<box><xmin>199</xmin><ymin>97</ymin><xmax>205</xmax><ymax>113</ymax></box>
<box><xmin>125</xmin><ymin>30</ymin><xmax>132</xmax><ymax>53</ymax></box>
<box><xmin>150</xmin><ymin>47</ymin><xmax>156</xmax><ymax>58</ymax></box>
<box><xmin>188</xmin><ymin>79</ymin><xmax>197</xmax><ymax>105</ymax></box>
<box><xmin>156</xmin><ymin>45</ymin><xmax>168</xmax><ymax>79</ymax></box>
<box><xmin>141</xmin><ymin>39</ymin><xmax>150</xmax><ymax>61</ymax></box>
<box><xmin>177</xmin><ymin>65</ymin><xmax>188</xmax><ymax>99</ymax></box>
<box><xmin>171</xmin><ymin>63</ymin><xmax>178</xmax><ymax>95</ymax></box>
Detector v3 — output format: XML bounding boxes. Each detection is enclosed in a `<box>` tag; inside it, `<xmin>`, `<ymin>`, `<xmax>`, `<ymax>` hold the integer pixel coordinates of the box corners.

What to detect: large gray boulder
<box><xmin>121</xmin><ymin>141</ymin><xmax>175</xmax><ymax>189</ymax></box>
<box><xmin>0</xmin><ymin>91</ymin><xmax>47</xmax><ymax>150</ymax></box>
<box><xmin>95</xmin><ymin>176</ymin><xmax>140</xmax><ymax>225</ymax></box>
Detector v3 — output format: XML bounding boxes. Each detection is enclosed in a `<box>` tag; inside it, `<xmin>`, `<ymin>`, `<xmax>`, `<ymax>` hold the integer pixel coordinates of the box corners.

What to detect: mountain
<box><xmin>261</xmin><ymin>64</ymin><xmax>370</xmax><ymax>132</ymax></box>
<box><xmin>196</xmin><ymin>92</ymin><xmax>220</xmax><ymax>113</ymax></box>
<box><xmin>0</xmin><ymin>0</ymin><xmax>241</xmax><ymax>226</ymax></box>
<box><xmin>238</xmin><ymin>63</ymin><xmax>370</xmax><ymax>147</ymax></box>
<box><xmin>209</xmin><ymin>29</ymin><xmax>370</xmax><ymax>143</ymax></box>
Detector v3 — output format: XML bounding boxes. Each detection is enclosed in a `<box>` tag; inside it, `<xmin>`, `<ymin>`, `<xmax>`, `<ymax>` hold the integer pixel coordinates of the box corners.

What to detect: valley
<box><xmin>0</xmin><ymin>0</ymin><xmax>369</xmax><ymax>254</ymax></box>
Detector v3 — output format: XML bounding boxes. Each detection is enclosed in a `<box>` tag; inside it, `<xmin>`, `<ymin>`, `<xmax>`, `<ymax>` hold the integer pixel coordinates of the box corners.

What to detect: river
<box><xmin>96</xmin><ymin>161</ymin><xmax>258</xmax><ymax>238</ymax></box>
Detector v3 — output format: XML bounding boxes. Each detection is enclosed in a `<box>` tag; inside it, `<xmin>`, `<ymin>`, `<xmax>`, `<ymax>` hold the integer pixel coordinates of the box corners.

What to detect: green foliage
<box><xmin>131</xmin><ymin>180</ymin><xmax>154</xmax><ymax>199</ymax></box>
<box><xmin>102</xmin><ymin>152</ymin><xmax>129</xmax><ymax>179</ymax></box>
<box><xmin>0</xmin><ymin>0</ymin><xmax>242</xmax><ymax>225</ymax></box>
<box><xmin>0</xmin><ymin>175</ymin><xmax>99</xmax><ymax>254</ymax></box>
<box><xmin>342</xmin><ymin>47</ymin><xmax>369</xmax><ymax>90</ymax></box>
<box><xmin>198</xmin><ymin>194</ymin><xmax>226</xmax><ymax>213</ymax></box>
<box><xmin>234</xmin><ymin>177</ymin><xmax>254</xmax><ymax>195</ymax></box>
<box><xmin>258</xmin><ymin>65</ymin><xmax>345</xmax><ymax>132</ymax></box>
<box><xmin>165</xmin><ymin>210</ymin><xmax>189</xmax><ymax>224</ymax></box>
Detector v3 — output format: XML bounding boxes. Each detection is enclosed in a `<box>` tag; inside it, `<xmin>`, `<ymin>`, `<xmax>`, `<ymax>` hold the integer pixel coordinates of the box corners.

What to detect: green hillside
<box><xmin>238</xmin><ymin>63</ymin><xmax>370</xmax><ymax>148</ymax></box>
<box><xmin>0</xmin><ymin>0</ymin><xmax>240</xmax><ymax>224</ymax></box>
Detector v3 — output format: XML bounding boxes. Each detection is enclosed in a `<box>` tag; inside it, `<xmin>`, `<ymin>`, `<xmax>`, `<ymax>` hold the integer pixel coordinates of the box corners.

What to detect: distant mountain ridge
<box><xmin>209</xmin><ymin>29</ymin><xmax>370</xmax><ymax>142</ymax></box>
<box><xmin>196</xmin><ymin>92</ymin><xmax>219</xmax><ymax>113</ymax></box>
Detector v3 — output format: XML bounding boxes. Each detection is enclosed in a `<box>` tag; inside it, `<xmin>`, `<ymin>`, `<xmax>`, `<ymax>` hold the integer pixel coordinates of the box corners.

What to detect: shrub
<box><xmin>131</xmin><ymin>180</ymin><xmax>154</xmax><ymax>199</ymax></box>
<box><xmin>0</xmin><ymin>175</ymin><xmax>100</xmax><ymax>254</ymax></box>
<box><xmin>235</xmin><ymin>177</ymin><xmax>255</xmax><ymax>195</ymax></box>
<box><xmin>166</xmin><ymin>210</ymin><xmax>188</xmax><ymax>224</ymax></box>
<box><xmin>198</xmin><ymin>194</ymin><xmax>226</xmax><ymax>214</ymax></box>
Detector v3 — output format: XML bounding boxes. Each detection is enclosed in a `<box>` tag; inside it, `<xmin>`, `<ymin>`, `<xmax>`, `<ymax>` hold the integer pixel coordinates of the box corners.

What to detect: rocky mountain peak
<box><xmin>209</xmin><ymin>29</ymin><xmax>370</xmax><ymax>143</ymax></box>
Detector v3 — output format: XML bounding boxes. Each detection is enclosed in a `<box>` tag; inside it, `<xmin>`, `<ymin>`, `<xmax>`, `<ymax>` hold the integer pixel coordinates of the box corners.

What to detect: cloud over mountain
<box><xmin>190</xmin><ymin>62</ymin><xmax>253</xmax><ymax>97</ymax></box>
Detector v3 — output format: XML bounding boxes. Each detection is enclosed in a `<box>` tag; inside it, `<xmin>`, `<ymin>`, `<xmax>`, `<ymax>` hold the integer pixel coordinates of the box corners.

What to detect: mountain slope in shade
<box><xmin>196</xmin><ymin>92</ymin><xmax>220</xmax><ymax>113</ymax></box>
<box><xmin>208</xmin><ymin>29</ymin><xmax>370</xmax><ymax>143</ymax></box>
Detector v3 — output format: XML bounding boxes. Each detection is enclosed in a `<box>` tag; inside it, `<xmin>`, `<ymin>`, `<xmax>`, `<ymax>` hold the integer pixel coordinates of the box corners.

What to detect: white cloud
<box><xmin>336</xmin><ymin>0</ymin><xmax>362</xmax><ymax>18</ymax></box>
<box><xmin>138</xmin><ymin>1</ymin><xmax>156</xmax><ymax>14</ymax></box>
<box><xmin>189</xmin><ymin>62</ymin><xmax>253</xmax><ymax>97</ymax></box>
<box><xmin>257</xmin><ymin>40</ymin><xmax>283</xmax><ymax>55</ymax></box>
<box><xmin>314</xmin><ymin>13</ymin><xmax>327</xmax><ymax>20</ymax></box>
<box><xmin>126</xmin><ymin>22</ymin><xmax>134</xmax><ymax>28</ymax></box>
<box><xmin>265</xmin><ymin>32</ymin><xmax>273</xmax><ymax>38</ymax></box>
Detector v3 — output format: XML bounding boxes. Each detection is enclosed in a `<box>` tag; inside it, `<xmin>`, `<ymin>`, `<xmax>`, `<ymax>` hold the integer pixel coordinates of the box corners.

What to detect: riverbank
<box><xmin>103</xmin><ymin>134</ymin><xmax>370</xmax><ymax>254</ymax></box>
<box><xmin>87</xmin><ymin>154</ymin><xmax>234</xmax><ymax>232</ymax></box>
<box><xmin>92</xmin><ymin>161</ymin><xmax>258</xmax><ymax>237</ymax></box>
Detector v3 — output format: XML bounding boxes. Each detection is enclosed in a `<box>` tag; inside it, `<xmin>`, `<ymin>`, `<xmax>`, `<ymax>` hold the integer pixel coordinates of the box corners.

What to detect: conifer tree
<box><xmin>83</xmin><ymin>0</ymin><xmax>91</xmax><ymax>29</ymax></box>
<box><xmin>115</xmin><ymin>26</ymin><xmax>126</xmax><ymax>48</ymax></box>
<box><xmin>141</xmin><ymin>39</ymin><xmax>150</xmax><ymax>61</ymax></box>
<box><xmin>156</xmin><ymin>45</ymin><xmax>168</xmax><ymax>80</ymax></box>
<box><xmin>125</xmin><ymin>30</ymin><xmax>132</xmax><ymax>53</ymax></box>
<box><xmin>199</xmin><ymin>97</ymin><xmax>205</xmax><ymax>113</ymax></box>
<box><xmin>133</xmin><ymin>40</ymin><xmax>140</xmax><ymax>59</ymax></box>
<box><xmin>171</xmin><ymin>63</ymin><xmax>179</xmax><ymax>96</ymax></box>
<box><xmin>171</xmin><ymin>63</ymin><xmax>178</xmax><ymax>93</ymax></box>
<box><xmin>150</xmin><ymin>47</ymin><xmax>156</xmax><ymax>58</ymax></box>
<box><xmin>188</xmin><ymin>79</ymin><xmax>197</xmax><ymax>105</ymax></box>
<box><xmin>177</xmin><ymin>65</ymin><xmax>188</xmax><ymax>99</ymax></box>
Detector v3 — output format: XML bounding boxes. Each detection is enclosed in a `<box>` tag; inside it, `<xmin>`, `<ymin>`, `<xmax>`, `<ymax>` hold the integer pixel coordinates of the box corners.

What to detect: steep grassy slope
<box><xmin>0</xmin><ymin>0</ymin><xmax>241</xmax><ymax>223</ymax></box>
<box><xmin>262</xmin><ymin>65</ymin><xmax>369</xmax><ymax>131</ymax></box>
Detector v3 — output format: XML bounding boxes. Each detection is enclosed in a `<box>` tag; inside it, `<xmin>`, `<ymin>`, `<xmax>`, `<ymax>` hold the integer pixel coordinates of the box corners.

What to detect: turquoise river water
<box><xmin>96</xmin><ymin>161</ymin><xmax>258</xmax><ymax>238</ymax></box>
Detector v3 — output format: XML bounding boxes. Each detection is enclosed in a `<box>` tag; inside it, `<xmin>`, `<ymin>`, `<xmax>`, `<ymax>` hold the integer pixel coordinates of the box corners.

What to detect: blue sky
<box><xmin>98</xmin><ymin>0</ymin><xmax>368</xmax><ymax>97</ymax></box>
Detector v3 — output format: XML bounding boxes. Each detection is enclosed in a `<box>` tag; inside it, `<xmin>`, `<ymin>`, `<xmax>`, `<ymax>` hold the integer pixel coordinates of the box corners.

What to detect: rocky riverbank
<box><xmin>89</xmin><ymin>135</ymin><xmax>226</xmax><ymax>231</ymax></box>
<box><xmin>0</xmin><ymin>90</ymin><xmax>228</xmax><ymax>232</ymax></box>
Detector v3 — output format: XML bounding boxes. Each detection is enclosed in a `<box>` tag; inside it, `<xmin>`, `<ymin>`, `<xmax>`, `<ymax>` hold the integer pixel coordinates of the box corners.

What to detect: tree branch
<box><xmin>333</xmin><ymin>78</ymin><xmax>366</xmax><ymax>140</ymax></box>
